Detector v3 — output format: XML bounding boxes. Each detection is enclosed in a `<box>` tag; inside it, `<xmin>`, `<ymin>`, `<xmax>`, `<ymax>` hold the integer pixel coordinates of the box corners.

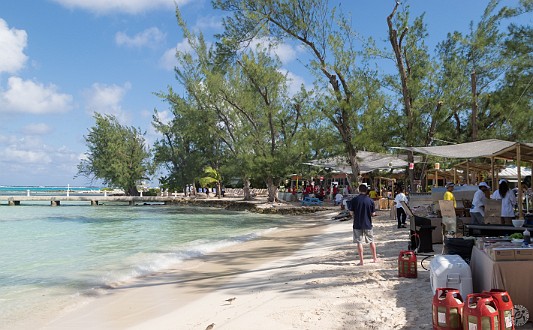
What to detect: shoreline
<box><xmin>39</xmin><ymin>211</ymin><xmax>333</xmax><ymax>329</ymax></box>
<box><xmin>37</xmin><ymin>209</ymin><xmax>440</xmax><ymax>330</ymax></box>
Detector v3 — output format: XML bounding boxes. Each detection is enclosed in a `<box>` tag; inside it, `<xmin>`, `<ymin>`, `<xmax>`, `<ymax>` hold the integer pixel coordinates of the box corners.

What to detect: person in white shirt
<box><xmin>342</xmin><ymin>186</ymin><xmax>349</xmax><ymax>195</ymax></box>
<box><xmin>491</xmin><ymin>179</ymin><xmax>517</xmax><ymax>225</ymax></box>
<box><xmin>470</xmin><ymin>182</ymin><xmax>490</xmax><ymax>224</ymax></box>
<box><xmin>394</xmin><ymin>187</ymin><xmax>408</xmax><ymax>228</ymax></box>
<box><xmin>335</xmin><ymin>192</ymin><xmax>344</xmax><ymax>206</ymax></box>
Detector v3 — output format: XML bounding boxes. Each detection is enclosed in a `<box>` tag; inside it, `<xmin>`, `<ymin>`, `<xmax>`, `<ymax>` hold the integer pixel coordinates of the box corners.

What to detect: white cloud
<box><xmin>193</xmin><ymin>15</ymin><xmax>223</xmax><ymax>32</ymax></box>
<box><xmin>22</xmin><ymin>123</ymin><xmax>53</xmax><ymax>135</ymax></box>
<box><xmin>3</xmin><ymin>147</ymin><xmax>52</xmax><ymax>164</ymax></box>
<box><xmin>115</xmin><ymin>27</ymin><xmax>166</xmax><ymax>48</ymax></box>
<box><xmin>0</xmin><ymin>77</ymin><xmax>73</xmax><ymax>114</ymax></box>
<box><xmin>249</xmin><ymin>38</ymin><xmax>302</xmax><ymax>65</ymax></box>
<box><xmin>50</xmin><ymin>0</ymin><xmax>191</xmax><ymax>14</ymax></box>
<box><xmin>280</xmin><ymin>69</ymin><xmax>310</xmax><ymax>96</ymax></box>
<box><xmin>0</xmin><ymin>135</ymin><xmax>52</xmax><ymax>164</ymax></box>
<box><xmin>0</xmin><ymin>19</ymin><xmax>28</xmax><ymax>74</ymax></box>
<box><xmin>0</xmin><ymin>133</ymin><xmax>82</xmax><ymax>185</ymax></box>
<box><xmin>153</xmin><ymin>110</ymin><xmax>172</xmax><ymax>125</ymax></box>
<box><xmin>160</xmin><ymin>39</ymin><xmax>193</xmax><ymax>70</ymax></box>
<box><xmin>83</xmin><ymin>82</ymin><xmax>131</xmax><ymax>120</ymax></box>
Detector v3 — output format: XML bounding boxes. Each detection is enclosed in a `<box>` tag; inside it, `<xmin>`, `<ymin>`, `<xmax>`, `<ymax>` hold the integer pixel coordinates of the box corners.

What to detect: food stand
<box><xmin>394</xmin><ymin>139</ymin><xmax>533</xmax><ymax>324</ymax></box>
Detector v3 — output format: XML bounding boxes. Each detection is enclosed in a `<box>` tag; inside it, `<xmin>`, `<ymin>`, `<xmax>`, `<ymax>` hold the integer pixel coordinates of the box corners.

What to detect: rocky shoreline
<box><xmin>167</xmin><ymin>197</ymin><xmax>331</xmax><ymax>215</ymax></box>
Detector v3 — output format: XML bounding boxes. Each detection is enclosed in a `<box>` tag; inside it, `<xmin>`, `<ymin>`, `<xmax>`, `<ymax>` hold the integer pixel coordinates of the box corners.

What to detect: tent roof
<box><xmin>392</xmin><ymin>139</ymin><xmax>533</xmax><ymax>162</ymax></box>
<box><xmin>305</xmin><ymin>151</ymin><xmax>410</xmax><ymax>174</ymax></box>
<box><xmin>498</xmin><ymin>165</ymin><xmax>532</xmax><ymax>179</ymax></box>
<box><xmin>453</xmin><ymin>160</ymin><xmax>505</xmax><ymax>172</ymax></box>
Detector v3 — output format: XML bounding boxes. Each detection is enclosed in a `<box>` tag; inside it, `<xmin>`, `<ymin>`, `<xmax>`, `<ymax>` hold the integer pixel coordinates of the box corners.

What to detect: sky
<box><xmin>0</xmin><ymin>0</ymin><xmax>528</xmax><ymax>187</ymax></box>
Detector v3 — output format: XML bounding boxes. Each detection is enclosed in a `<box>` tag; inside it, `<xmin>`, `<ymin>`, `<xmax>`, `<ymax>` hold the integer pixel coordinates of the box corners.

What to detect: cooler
<box><xmin>430</xmin><ymin>254</ymin><xmax>473</xmax><ymax>300</ymax></box>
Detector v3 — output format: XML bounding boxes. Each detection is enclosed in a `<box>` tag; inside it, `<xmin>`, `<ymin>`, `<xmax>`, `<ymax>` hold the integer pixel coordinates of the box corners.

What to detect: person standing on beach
<box><xmin>349</xmin><ymin>184</ymin><xmax>378</xmax><ymax>265</ymax></box>
<box><xmin>491</xmin><ymin>179</ymin><xmax>517</xmax><ymax>225</ymax></box>
<box><xmin>394</xmin><ymin>187</ymin><xmax>408</xmax><ymax>228</ymax></box>
<box><xmin>470</xmin><ymin>182</ymin><xmax>490</xmax><ymax>224</ymax></box>
<box><xmin>443</xmin><ymin>183</ymin><xmax>456</xmax><ymax>208</ymax></box>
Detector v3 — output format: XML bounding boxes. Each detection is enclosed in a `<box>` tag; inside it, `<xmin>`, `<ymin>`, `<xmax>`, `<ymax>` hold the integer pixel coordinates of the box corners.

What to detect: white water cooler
<box><xmin>429</xmin><ymin>254</ymin><xmax>473</xmax><ymax>300</ymax></box>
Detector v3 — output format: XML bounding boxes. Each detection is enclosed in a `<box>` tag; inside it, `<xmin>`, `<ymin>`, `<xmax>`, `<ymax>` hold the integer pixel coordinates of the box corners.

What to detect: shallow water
<box><xmin>0</xmin><ymin>201</ymin><xmax>286</xmax><ymax>327</ymax></box>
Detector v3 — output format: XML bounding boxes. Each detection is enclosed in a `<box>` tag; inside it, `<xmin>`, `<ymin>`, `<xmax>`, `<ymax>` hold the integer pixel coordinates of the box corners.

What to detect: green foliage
<box><xmin>150</xmin><ymin>0</ymin><xmax>532</xmax><ymax>194</ymax></box>
<box><xmin>199</xmin><ymin>166</ymin><xmax>222</xmax><ymax>188</ymax></box>
<box><xmin>143</xmin><ymin>188</ymin><xmax>160</xmax><ymax>196</ymax></box>
<box><xmin>77</xmin><ymin>113</ymin><xmax>151</xmax><ymax>196</ymax></box>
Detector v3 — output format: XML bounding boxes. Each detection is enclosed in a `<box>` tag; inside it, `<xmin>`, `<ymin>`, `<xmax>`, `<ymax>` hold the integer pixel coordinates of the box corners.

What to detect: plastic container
<box><xmin>430</xmin><ymin>254</ymin><xmax>473</xmax><ymax>300</ymax></box>
<box><xmin>432</xmin><ymin>288</ymin><xmax>464</xmax><ymax>330</ymax></box>
<box><xmin>483</xmin><ymin>289</ymin><xmax>514</xmax><ymax>330</ymax></box>
<box><xmin>398</xmin><ymin>250</ymin><xmax>417</xmax><ymax>278</ymax></box>
<box><xmin>523</xmin><ymin>229</ymin><xmax>531</xmax><ymax>246</ymax></box>
<box><xmin>463</xmin><ymin>294</ymin><xmax>500</xmax><ymax>330</ymax></box>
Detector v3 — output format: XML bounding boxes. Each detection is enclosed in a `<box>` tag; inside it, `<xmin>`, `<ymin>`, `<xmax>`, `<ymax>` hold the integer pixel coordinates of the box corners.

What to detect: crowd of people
<box><xmin>344</xmin><ymin>179</ymin><xmax>526</xmax><ymax>265</ymax></box>
<box><xmin>443</xmin><ymin>179</ymin><xmax>519</xmax><ymax>225</ymax></box>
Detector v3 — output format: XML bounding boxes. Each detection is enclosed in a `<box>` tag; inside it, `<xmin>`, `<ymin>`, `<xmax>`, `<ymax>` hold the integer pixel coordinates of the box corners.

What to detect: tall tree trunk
<box><xmin>388</xmin><ymin>2</ymin><xmax>415</xmax><ymax>192</ymax></box>
<box><xmin>346</xmin><ymin>147</ymin><xmax>360</xmax><ymax>186</ymax></box>
<box><xmin>266</xmin><ymin>177</ymin><xmax>279</xmax><ymax>203</ymax></box>
<box><xmin>243</xmin><ymin>177</ymin><xmax>252</xmax><ymax>201</ymax></box>
<box><xmin>471</xmin><ymin>71</ymin><xmax>478</xmax><ymax>141</ymax></box>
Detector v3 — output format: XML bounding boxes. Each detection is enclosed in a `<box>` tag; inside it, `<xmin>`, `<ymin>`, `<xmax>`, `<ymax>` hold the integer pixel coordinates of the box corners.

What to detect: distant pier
<box><xmin>0</xmin><ymin>195</ymin><xmax>178</xmax><ymax>206</ymax></box>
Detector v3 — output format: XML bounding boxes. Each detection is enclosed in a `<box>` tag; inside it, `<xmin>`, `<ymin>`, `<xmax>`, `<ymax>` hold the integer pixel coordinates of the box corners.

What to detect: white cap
<box><xmin>478</xmin><ymin>182</ymin><xmax>490</xmax><ymax>188</ymax></box>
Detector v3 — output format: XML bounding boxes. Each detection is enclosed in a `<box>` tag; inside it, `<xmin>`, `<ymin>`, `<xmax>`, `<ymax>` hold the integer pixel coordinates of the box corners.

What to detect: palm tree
<box><xmin>199</xmin><ymin>166</ymin><xmax>223</xmax><ymax>199</ymax></box>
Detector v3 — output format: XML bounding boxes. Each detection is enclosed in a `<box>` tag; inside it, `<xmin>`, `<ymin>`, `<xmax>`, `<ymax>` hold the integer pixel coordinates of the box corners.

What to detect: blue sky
<box><xmin>0</xmin><ymin>0</ymin><xmax>527</xmax><ymax>187</ymax></box>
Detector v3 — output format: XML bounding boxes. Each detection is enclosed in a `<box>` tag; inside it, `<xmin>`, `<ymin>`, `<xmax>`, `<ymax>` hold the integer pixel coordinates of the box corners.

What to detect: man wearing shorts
<box><xmin>349</xmin><ymin>184</ymin><xmax>378</xmax><ymax>265</ymax></box>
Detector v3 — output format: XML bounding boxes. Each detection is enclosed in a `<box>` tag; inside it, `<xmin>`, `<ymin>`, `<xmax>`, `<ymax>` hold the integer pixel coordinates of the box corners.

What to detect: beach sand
<box><xmin>36</xmin><ymin>208</ymin><xmax>532</xmax><ymax>330</ymax></box>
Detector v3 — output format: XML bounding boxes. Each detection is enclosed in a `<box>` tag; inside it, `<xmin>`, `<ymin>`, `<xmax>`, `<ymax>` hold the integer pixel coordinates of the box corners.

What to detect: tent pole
<box><xmin>467</xmin><ymin>162</ymin><xmax>470</xmax><ymax>185</ymax></box>
<box><xmin>517</xmin><ymin>144</ymin><xmax>523</xmax><ymax>219</ymax></box>
<box><xmin>491</xmin><ymin>157</ymin><xmax>495</xmax><ymax>189</ymax></box>
<box><xmin>453</xmin><ymin>167</ymin><xmax>457</xmax><ymax>184</ymax></box>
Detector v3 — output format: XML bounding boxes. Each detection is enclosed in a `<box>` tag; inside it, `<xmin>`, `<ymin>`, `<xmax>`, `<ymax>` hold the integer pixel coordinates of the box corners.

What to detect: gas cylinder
<box><xmin>432</xmin><ymin>288</ymin><xmax>464</xmax><ymax>330</ymax></box>
<box><xmin>463</xmin><ymin>294</ymin><xmax>500</xmax><ymax>330</ymax></box>
<box><xmin>398</xmin><ymin>250</ymin><xmax>417</xmax><ymax>278</ymax></box>
<box><xmin>484</xmin><ymin>289</ymin><xmax>514</xmax><ymax>330</ymax></box>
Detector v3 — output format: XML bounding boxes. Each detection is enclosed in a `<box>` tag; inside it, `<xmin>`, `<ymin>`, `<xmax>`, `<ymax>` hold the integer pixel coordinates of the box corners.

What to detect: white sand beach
<box><xmin>33</xmin><ymin>208</ymin><xmax>437</xmax><ymax>330</ymax></box>
<box><xmin>31</xmin><ymin>206</ymin><xmax>532</xmax><ymax>330</ymax></box>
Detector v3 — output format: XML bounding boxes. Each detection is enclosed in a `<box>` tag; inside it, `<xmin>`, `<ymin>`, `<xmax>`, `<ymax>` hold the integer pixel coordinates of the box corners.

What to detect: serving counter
<box><xmin>465</xmin><ymin>224</ymin><xmax>530</xmax><ymax>237</ymax></box>
<box><xmin>470</xmin><ymin>246</ymin><xmax>533</xmax><ymax>319</ymax></box>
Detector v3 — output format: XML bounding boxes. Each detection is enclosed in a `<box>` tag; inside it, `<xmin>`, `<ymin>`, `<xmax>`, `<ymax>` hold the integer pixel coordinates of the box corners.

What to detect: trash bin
<box><xmin>443</xmin><ymin>238</ymin><xmax>475</xmax><ymax>264</ymax></box>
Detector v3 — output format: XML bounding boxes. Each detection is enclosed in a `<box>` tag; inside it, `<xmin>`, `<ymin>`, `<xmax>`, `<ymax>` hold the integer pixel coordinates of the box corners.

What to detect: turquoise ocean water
<box><xmin>0</xmin><ymin>186</ymin><xmax>286</xmax><ymax>327</ymax></box>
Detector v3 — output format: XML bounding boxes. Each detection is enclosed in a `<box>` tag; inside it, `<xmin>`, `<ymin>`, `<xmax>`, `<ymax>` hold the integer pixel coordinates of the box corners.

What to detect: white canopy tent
<box><xmin>392</xmin><ymin>139</ymin><xmax>533</xmax><ymax>218</ymax></box>
<box><xmin>304</xmin><ymin>151</ymin><xmax>412</xmax><ymax>174</ymax></box>
<box><xmin>499</xmin><ymin>165</ymin><xmax>532</xmax><ymax>182</ymax></box>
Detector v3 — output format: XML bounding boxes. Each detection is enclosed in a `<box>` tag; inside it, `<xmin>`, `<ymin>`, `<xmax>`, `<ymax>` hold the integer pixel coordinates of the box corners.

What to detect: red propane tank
<box><xmin>398</xmin><ymin>250</ymin><xmax>417</xmax><ymax>278</ymax></box>
<box><xmin>432</xmin><ymin>288</ymin><xmax>464</xmax><ymax>330</ymax></box>
<box><xmin>463</xmin><ymin>294</ymin><xmax>500</xmax><ymax>330</ymax></box>
<box><xmin>484</xmin><ymin>289</ymin><xmax>514</xmax><ymax>330</ymax></box>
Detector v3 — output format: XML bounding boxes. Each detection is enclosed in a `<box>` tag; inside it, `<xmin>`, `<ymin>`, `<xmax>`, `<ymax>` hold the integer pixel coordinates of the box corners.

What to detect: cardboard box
<box><xmin>484</xmin><ymin>200</ymin><xmax>502</xmax><ymax>224</ymax></box>
<box><xmin>489</xmin><ymin>248</ymin><xmax>515</xmax><ymax>261</ymax></box>
<box><xmin>514</xmin><ymin>248</ymin><xmax>533</xmax><ymax>261</ymax></box>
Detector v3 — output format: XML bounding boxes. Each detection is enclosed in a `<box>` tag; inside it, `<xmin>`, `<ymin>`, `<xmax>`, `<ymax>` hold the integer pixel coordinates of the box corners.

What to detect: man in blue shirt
<box><xmin>349</xmin><ymin>184</ymin><xmax>378</xmax><ymax>265</ymax></box>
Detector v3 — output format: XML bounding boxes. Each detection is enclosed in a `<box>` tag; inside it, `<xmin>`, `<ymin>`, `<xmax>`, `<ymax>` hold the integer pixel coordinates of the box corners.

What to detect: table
<box><xmin>470</xmin><ymin>246</ymin><xmax>533</xmax><ymax>318</ymax></box>
<box><xmin>464</xmin><ymin>224</ymin><xmax>530</xmax><ymax>237</ymax></box>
